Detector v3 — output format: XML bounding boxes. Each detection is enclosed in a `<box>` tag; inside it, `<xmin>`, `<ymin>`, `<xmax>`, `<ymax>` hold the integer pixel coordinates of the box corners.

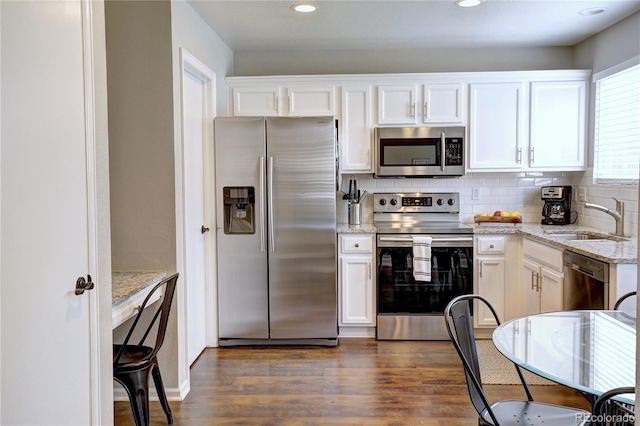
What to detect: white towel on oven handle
<box><xmin>412</xmin><ymin>236</ymin><xmax>432</xmax><ymax>282</ymax></box>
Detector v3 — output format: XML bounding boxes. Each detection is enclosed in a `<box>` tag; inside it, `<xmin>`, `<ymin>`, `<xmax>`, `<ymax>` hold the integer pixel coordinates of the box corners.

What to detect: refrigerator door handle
<box><xmin>268</xmin><ymin>156</ymin><xmax>275</xmax><ymax>252</ymax></box>
<box><xmin>259</xmin><ymin>156</ymin><xmax>266</xmax><ymax>252</ymax></box>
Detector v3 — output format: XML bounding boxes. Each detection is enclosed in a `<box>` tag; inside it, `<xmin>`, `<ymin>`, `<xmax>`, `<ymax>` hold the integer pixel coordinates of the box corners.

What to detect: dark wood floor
<box><xmin>114</xmin><ymin>339</ymin><xmax>591</xmax><ymax>425</ymax></box>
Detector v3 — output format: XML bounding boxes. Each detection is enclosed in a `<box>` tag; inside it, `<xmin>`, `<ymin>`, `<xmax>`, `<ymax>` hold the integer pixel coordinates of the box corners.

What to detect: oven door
<box><xmin>376</xmin><ymin>234</ymin><xmax>474</xmax><ymax>340</ymax></box>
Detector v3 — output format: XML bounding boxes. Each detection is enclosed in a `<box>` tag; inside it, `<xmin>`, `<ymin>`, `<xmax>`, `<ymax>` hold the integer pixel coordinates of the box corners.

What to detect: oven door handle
<box><xmin>378</xmin><ymin>236</ymin><xmax>474</xmax><ymax>243</ymax></box>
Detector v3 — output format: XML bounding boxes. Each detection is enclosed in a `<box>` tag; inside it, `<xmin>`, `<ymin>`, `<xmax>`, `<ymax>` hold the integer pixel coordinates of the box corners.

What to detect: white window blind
<box><xmin>593</xmin><ymin>63</ymin><xmax>640</xmax><ymax>184</ymax></box>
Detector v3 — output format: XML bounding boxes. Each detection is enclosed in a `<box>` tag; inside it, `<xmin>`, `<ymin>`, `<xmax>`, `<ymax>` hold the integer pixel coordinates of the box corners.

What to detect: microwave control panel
<box><xmin>445</xmin><ymin>138</ymin><xmax>464</xmax><ymax>166</ymax></box>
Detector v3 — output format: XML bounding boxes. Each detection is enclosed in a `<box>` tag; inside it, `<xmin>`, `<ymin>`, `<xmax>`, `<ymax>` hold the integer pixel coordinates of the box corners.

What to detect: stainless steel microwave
<box><xmin>374</xmin><ymin>126</ymin><xmax>465</xmax><ymax>178</ymax></box>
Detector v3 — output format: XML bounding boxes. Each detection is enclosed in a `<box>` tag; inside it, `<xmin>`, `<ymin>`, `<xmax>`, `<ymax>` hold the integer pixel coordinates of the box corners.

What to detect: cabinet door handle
<box><xmin>368</xmin><ymin>262</ymin><xmax>372</xmax><ymax>280</ymax></box>
<box><xmin>517</xmin><ymin>147</ymin><xmax>523</xmax><ymax>164</ymax></box>
<box><xmin>531</xmin><ymin>272</ymin><xmax>537</xmax><ymax>291</ymax></box>
<box><xmin>424</xmin><ymin>102</ymin><xmax>428</xmax><ymax>121</ymax></box>
<box><xmin>530</xmin><ymin>147</ymin><xmax>535</xmax><ymax>164</ymax></box>
<box><xmin>537</xmin><ymin>272</ymin><xmax>542</xmax><ymax>291</ymax></box>
<box><xmin>479</xmin><ymin>260</ymin><xmax>483</xmax><ymax>278</ymax></box>
<box><xmin>411</xmin><ymin>102</ymin><xmax>416</xmax><ymax>120</ymax></box>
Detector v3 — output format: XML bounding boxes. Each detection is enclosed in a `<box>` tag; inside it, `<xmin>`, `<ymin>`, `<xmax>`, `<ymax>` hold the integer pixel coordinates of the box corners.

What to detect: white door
<box><xmin>475</xmin><ymin>257</ymin><xmax>505</xmax><ymax>327</ymax></box>
<box><xmin>180</xmin><ymin>50</ymin><xmax>216</xmax><ymax>365</ymax></box>
<box><xmin>522</xmin><ymin>258</ymin><xmax>541</xmax><ymax>316</ymax></box>
<box><xmin>1</xmin><ymin>1</ymin><xmax>100</xmax><ymax>424</ymax></box>
<box><xmin>339</xmin><ymin>256</ymin><xmax>374</xmax><ymax>325</ymax></box>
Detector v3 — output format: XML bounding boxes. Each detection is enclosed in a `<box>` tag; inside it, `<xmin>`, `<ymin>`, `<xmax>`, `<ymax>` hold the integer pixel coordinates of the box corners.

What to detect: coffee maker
<box><xmin>541</xmin><ymin>186</ymin><xmax>572</xmax><ymax>225</ymax></box>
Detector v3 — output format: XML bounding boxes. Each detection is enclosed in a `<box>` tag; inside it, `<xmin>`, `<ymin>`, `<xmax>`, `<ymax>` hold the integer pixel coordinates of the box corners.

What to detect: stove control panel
<box><xmin>374</xmin><ymin>192</ymin><xmax>460</xmax><ymax>213</ymax></box>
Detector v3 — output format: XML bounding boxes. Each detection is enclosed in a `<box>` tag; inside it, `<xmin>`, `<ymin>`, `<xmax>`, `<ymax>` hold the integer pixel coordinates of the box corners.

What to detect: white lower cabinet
<box><xmin>521</xmin><ymin>238</ymin><xmax>564</xmax><ymax>315</ymax></box>
<box><xmin>338</xmin><ymin>234</ymin><xmax>375</xmax><ymax>334</ymax></box>
<box><xmin>474</xmin><ymin>234</ymin><xmax>520</xmax><ymax>328</ymax></box>
<box><xmin>474</xmin><ymin>236</ymin><xmax>505</xmax><ymax>327</ymax></box>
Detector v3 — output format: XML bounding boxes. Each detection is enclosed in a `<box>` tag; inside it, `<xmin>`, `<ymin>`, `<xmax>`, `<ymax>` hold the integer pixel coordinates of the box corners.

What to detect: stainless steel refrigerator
<box><xmin>214</xmin><ymin>117</ymin><xmax>338</xmax><ymax>346</ymax></box>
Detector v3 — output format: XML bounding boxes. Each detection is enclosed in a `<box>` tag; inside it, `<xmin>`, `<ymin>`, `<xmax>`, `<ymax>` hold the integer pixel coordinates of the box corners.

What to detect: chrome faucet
<box><xmin>584</xmin><ymin>197</ymin><xmax>626</xmax><ymax>237</ymax></box>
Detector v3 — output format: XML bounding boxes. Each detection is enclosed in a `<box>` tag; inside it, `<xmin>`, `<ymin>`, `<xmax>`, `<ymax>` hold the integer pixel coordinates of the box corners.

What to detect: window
<box><xmin>593</xmin><ymin>60</ymin><xmax>640</xmax><ymax>185</ymax></box>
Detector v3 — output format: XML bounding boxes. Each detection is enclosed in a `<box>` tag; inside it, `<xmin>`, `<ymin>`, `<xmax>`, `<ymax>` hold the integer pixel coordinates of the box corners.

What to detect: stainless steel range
<box><xmin>374</xmin><ymin>192</ymin><xmax>474</xmax><ymax>340</ymax></box>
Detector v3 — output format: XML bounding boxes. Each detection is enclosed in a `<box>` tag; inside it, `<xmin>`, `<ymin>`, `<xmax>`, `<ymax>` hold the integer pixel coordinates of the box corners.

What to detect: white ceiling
<box><xmin>187</xmin><ymin>0</ymin><xmax>640</xmax><ymax>51</ymax></box>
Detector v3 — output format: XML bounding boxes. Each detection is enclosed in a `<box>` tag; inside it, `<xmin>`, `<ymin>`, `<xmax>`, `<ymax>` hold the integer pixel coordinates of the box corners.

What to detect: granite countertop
<box><xmin>112</xmin><ymin>270</ymin><xmax>167</xmax><ymax>306</ymax></box>
<box><xmin>474</xmin><ymin>223</ymin><xmax>638</xmax><ymax>264</ymax></box>
<box><xmin>339</xmin><ymin>221</ymin><xmax>637</xmax><ymax>264</ymax></box>
<box><xmin>337</xmin><ymin>223</ymin><xmax>377</xmax><ymax>234</ymax></box>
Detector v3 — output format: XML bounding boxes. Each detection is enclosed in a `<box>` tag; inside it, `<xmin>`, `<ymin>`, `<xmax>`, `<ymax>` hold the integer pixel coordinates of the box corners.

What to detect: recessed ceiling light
<box><xmin>291</xmin><ymin>4</ymin><xmax>317</xmax><ymax>13</ymax></box>
<box><xmin>579</xmin><ymin>7</ymin><xmax>606</xmax><ymax>16</ymax></box>
<box><xmin>455</xmin><ymin>0</ymin><xmax>481</xmax><ymax>7</ymax></box>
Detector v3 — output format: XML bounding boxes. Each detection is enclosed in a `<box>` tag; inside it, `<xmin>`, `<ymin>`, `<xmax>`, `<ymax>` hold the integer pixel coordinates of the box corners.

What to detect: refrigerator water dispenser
<box><xmin>223</xmin><ymin>186</ymin><xmax>255</xmax><ymax>234</ymax></box>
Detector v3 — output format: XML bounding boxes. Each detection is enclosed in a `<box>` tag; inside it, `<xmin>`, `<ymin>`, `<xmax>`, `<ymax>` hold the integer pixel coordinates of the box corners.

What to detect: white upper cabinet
<box><xmin>226</xmin><ymin>71</ymin><xmax>588</xmax><ymax>172</ymax></box>
<box><xmin>377</xmin><ymin>84</ymin><xmax>418</xmax><ymax>125</ymax></box>
<box><xmin>378</xmin><ymin>83</ymin><xmax>465</xmax><ymax>125</ymax></box>
<box><xmin>340</xmin><ymin>86</ymin><xmax>373</xmax><ymax>173</ymax></box>
<box><xmin>287</xmin><ymin>86</ymin><xmax>335</xmax><ymax>116</ymax></box>
<box><xmin>233</xmin><ymin>86</ymin><xmax>281</xmax><ymax>116</ymax></box>
<box><xmin>423</xmin><ymin>83</ymin><xmax>464</xmax><ymax>124</ymax></box>
<box><xmin>529</xmin><ymin>81</ymin><xmax>586</xmax><ymax>170</ymax></box>
<box><xmin>233</xmin><ymin>86</ymin><xmax>334</xmax><ymax>117</ymax></box>
<box><xmin>468</xmin><ymin>75</ymin><xmax>587</xmax><ymax>172</ymax></box>
<box><xmin>468</xmin><ymin>82</ymin><xmax>526</xmax><ymax>170</ymax></box>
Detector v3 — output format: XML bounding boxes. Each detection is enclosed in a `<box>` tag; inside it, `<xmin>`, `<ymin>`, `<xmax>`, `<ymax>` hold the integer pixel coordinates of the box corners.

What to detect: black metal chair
<box><xmin>592</xmin><ymin>386</ymin><xmax>635</xmax><ymax>426</ymax></box>
<box><xmin>614</xmin><ymin>291</ymin><xmax>636</xmax><ymax>311</ymax></box>
<box><xmin>444</xmin><ymin>294</ymin><xmax>591</xmax><ymax>425</ymax></box>
<box><xmin>114</xmin><ymin>273</ymin><xmax>179</xmax><ymax>426</ymax></box>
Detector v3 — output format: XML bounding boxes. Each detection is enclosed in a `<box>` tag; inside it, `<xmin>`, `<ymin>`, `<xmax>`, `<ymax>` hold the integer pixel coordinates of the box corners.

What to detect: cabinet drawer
<box><xmin>523</xmin><ymin>238</ymin><xmax>564</xmax><ymax>271</ymax></box>
<box><xmin>340</xmin><ymin>235</ymin><xmax>373</xmax><ymax>254</ymax></box>
<box><xmin>476</xmin><ymin>236</ymin><xmax>505</xmax><ymax>254</ymax></box>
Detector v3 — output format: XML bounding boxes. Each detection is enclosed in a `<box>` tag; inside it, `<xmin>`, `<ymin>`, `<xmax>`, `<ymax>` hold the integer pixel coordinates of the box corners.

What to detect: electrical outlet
<box><xmin>472</xmin><ymin>187</ymin><xmax>481</xmax><ymax>200</ymax></box>
<box><xmin>578</xmin><ymin>187</ymin><xmax>587</xmax><ymax>202</ymax></box>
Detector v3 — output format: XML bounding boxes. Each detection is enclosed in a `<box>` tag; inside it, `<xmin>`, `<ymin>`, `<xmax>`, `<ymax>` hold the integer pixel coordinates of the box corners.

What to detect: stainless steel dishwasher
<box><xmin>563</xmin><ymin>250</ymin><xmax>609</xmax><ymax>310</ymax></box>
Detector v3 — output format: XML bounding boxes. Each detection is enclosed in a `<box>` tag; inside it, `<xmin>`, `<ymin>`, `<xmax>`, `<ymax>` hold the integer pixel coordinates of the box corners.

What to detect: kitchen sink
<box><xmin>543</xmin><ymin>231</ymin><xmax>629</xmax><ymax>242</ymax></box>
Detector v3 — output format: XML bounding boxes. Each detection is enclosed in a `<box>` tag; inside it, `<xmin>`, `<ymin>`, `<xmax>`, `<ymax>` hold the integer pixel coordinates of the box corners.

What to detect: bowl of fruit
<box><xmin>474</xmin><ymin>210</ymin><xmax>522</xmax><ymax>223</ymax></box>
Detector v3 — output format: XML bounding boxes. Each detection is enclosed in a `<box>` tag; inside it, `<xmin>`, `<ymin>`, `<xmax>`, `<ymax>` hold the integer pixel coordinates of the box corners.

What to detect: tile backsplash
<box><xmin>338</xmin><ymin>169</ymin><xmax>639</xmax><ymax>238</ymax></box>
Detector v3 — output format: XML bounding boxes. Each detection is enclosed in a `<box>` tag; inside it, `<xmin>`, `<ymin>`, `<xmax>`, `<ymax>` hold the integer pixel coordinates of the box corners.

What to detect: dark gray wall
<box><xmin>233</xmin><ymin>46</ymin><xmax>574</xmax><ymax>76</ymax></box>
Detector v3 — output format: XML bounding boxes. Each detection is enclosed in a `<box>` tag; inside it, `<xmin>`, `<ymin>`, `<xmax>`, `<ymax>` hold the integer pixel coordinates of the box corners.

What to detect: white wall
<box><xmin>169</xmin><ymin>0</ymin><xmax>233</xmax><ymax>397</ymax></box>
<box><xmin>171</xmin><ymin>0</ymin><xmax>233</xmax><ymax>115</ymax></box>
<box><xmin>572</xmin><ymin>11</ymin><xmax>640</xmax><ymax>237</ymax></box>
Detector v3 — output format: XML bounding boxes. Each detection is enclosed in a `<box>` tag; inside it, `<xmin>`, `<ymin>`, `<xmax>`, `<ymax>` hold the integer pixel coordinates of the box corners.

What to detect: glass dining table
<box><xmin>492</xmin><ymin>310</ymin><xmax>636</xmax><ymax>405</ymax></box>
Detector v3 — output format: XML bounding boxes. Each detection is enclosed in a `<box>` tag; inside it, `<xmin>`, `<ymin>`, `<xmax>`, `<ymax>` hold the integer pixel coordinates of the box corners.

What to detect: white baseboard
<box><xmin>338</xmin><ymin>326</ymin><xmax>376</xmax><ymax>338</ymax></box>
<box><xmin>114</xmin><ymin>378</ymin><xmax>190</xmax><ymax>402</ymax></box>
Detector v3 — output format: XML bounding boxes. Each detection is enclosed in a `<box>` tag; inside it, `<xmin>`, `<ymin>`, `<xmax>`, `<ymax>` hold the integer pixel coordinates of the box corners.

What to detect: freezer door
<box><xmin>214</xmin><ymin>117</ymin><xmax>269</xmax><ymax>339</ymax></box>
<box><xmin>266</xmin><ymin>117</ymin><xmax>338</xmax><ymax>339</ymax></box>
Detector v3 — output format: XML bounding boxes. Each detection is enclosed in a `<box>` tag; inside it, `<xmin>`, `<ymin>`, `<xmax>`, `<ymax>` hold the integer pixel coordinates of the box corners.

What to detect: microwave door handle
<box><xmin>441</xmin><ymin>132</ymin><xmax>446</xmax><ymax>172</ymax></box>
